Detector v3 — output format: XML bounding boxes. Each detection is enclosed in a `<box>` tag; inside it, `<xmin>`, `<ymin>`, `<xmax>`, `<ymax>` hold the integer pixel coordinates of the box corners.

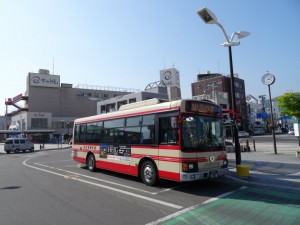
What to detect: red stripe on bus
<box><xmin>73</xmin><ymin>156</ymin><xmax>86</xmax><ymax>164</ymax></box>
<box><xmin>73</xmin><ymin>148</ymin><xmax>212</xmax><ymax>164</ymax></box>
<box><xmin>131</xmin><ymin>154</ymin><xmax>208</xmax><ymax>163</ymax></box>
<box><xmin>159</xmin><ymin>170</ymin><xmax>180</xmax><ymax>182</ymax></box>
<box><xmin>158</xmin><ymin>145</ymin><xmax>181</xmax><ymax>150</ymax></box>
<box><xmin>95</xmin><ymin>160</ymin><xmax>138</xmax><ymax>176</ymax></box>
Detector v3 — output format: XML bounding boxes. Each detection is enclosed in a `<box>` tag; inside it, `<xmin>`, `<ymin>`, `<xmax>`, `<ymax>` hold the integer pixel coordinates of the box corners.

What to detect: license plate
<box><xmin>210</xmin><ymin>171</ymin><xmax>218</xmax><ymax>178</ymax></box>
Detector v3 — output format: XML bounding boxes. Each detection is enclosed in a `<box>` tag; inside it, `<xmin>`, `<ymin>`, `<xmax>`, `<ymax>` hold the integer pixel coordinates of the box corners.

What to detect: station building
<box><xmin>5</xmin><ymin>69</ymin><xmax>136</xmax><ymax>142</ymax></box>
<box><xmin>4</xmin><ymin>67</ymin><xmax>183</xmax><ymax>142</ymax></box>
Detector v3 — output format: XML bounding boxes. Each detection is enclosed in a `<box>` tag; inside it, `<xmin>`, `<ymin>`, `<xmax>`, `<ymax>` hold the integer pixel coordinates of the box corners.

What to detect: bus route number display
<box><xmin>186</xmin><ymin>101</ymin><xmax>221</xmax><ymax>116</ymax></box>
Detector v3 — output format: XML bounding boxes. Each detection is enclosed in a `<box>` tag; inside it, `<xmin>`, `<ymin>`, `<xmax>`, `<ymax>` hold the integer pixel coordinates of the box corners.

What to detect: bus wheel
<box><xmin>141</xmin><ymin>161</ymin><xmax>157</xmax><ymax>186</ymax></box>
<box><xmin>30</xmin><ymin>147</ymin><xmax>34</xmax><ymax>152</ymax></box>
<box><xmin>87</xmin><ymin>154</ymin><xmax>96</xmax><ymax>172</ymax></box>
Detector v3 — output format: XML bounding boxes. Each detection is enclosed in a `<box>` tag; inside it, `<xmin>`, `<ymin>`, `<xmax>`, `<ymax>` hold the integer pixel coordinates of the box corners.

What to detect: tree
<box><xmin>276</xmin><ymin>92</ymin><xmax>300</xmax><ymax>118</ymax></box>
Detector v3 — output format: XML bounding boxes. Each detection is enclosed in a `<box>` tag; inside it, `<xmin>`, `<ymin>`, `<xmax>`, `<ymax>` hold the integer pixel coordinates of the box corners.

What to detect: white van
<box><xmin>4</xmin><ymin>138</ymin><xmax>34</xmax><ymax>154</ymax></box>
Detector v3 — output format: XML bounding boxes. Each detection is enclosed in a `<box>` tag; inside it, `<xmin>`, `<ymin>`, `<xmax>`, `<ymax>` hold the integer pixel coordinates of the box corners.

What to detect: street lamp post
<box><xmin>197</xmin><ymin>7</ymin><xmax>250</xmax><ymax>165</ymax></box>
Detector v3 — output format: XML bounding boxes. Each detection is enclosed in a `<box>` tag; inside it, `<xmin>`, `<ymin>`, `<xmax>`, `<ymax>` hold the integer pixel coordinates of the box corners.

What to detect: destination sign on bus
<box><xmin>186</xmin><ymin>101</ymin><xmax>222</xmax><ymax>116</ymax></box>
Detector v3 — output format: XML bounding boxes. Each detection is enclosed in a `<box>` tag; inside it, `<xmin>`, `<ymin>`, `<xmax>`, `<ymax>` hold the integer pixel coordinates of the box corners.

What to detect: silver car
<box><xmin>238</xmin><ymin>131</ymin><xmax>249</xmax><ymax>138</ymax></box>
<box><xmin>4</xmin><ymin>138</ymin><xmax>34</xmax><ymax>154</ymax></box>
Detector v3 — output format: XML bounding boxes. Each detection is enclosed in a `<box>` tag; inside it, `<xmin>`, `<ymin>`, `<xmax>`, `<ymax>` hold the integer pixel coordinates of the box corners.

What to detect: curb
<box><xmin>0</xmin><ymin>146</ymin><xmax>71</xmax><ymax>155</ymax></box>
<box><xmin>225</xmin><ymin>172</ymin><xmax>300</xmax><ymax>192</ymax></box>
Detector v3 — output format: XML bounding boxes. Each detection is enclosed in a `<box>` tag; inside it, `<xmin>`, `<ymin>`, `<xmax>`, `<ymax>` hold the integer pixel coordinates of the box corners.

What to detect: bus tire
<box><xmin>30</xmin><ymin>147</ymin><xmax>34</xmax><ymax>152</ymax></box>
<box><xmin>140</xmin><ymin>161</ymin><xmax>157</xmax><ymax>186</ymax></box>
<box><xmin>87</xmin><ymin>154</ymin><xmax>96</xmax><ymax>172</ymax></box>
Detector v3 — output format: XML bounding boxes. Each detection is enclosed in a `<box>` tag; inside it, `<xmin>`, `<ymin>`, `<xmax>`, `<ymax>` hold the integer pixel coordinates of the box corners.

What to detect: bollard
<box><xmin>246</xmin><ymin>139</ymin><xmax>250</xmax><ymax>152</ymax></box>
<box><xmin>253</xmin><ymin>139</ymin><xmax>256</xmax><ymax>152</ymax></box>
<box><xmin>236</xmin><ymin>164</ymin><xmax>250</xmax><ymax>177</ymax></box>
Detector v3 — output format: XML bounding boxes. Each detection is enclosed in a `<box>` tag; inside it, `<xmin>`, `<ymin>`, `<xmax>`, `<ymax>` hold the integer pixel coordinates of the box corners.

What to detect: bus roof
<box><xmin>74</xmin><ymin>99</ymin><xmax>221</xmax><ymax>124</ymax></box>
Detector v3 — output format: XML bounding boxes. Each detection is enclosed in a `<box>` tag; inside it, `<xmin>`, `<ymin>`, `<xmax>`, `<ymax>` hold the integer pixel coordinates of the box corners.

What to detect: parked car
<box><xmin>253</xmin><ymin>128</ymin><xmax>265</xmax><ymax>135</ymax></box>
<box><xmin>288</xmin><ymin>129</ymin><xmax>295</xmax><ymax>135</ymax></box>
<box><xmin>238</xmin><ymin>131</ymin><xmax>249</xmax><ymax>138</ymax></box>
<box><xmin>4</xmin><ymin>138</ymin><xmax>34</xmax><ymax>154</ymax></box>
<box><xmin>275</xmin><ymin>128</ymin><xmax>282</xmax><ymax>134</ymax></box>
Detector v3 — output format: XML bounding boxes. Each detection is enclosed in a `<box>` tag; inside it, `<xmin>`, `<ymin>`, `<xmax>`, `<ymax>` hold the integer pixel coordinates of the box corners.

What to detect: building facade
<box><xmin>160</xmin><ymin>68</ymin><xmax>181</xmax><ymax>100</ymax></box>
<box><xmin>191</xmin><ymin>72</ymin><xmax>247</xmax><ymax>130</ymax></box>
<box><xmin>97</xmin><ymin>81</ymin><xmax>169</xmax><ymax>114</ymax></box>
<box><xmin>5</xmin><ymin>69</ymin><xmax>135</xmax><ymax>142</ymax></box>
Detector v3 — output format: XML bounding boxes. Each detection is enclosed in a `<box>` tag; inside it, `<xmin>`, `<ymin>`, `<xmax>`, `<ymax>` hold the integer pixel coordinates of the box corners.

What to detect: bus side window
<box><xmin>102</xmin><ymin>129</ymin><xmax>114</xmax><ymax>143</ymax></box>
<box><xmin>74</xmin><ymin>124</ymin><xmax>80</xmax><ymax>143</ymax></box>
<box><xmin>159</xmin><ymin>117</ymin><xmax>178</xmax><ymax>144</ymax></box>
<box><xmin>141</xmin><ymin>125</ymin><xmax>154</xmax><ymax>144</ymax></box>
<box><xmin>79</xmin><ymin>124</ymin><xmax>86</xmax><ymax>143</ymax></box>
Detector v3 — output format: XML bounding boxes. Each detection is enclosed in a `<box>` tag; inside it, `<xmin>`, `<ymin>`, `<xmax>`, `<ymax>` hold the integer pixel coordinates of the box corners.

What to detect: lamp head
<box><xmin>236</xmin><ymin>31</ymin><xmax>250</xmax><ymax>39</ymax></box>
<box><xmin>197</xmin><ymin>7</ymin><xmax>218</xmax><ymax>24</ymax></box>
<box><xmin>221</xmin><ymin>41</ymin><xmax>240</xmax><ymax>47</ymax></box>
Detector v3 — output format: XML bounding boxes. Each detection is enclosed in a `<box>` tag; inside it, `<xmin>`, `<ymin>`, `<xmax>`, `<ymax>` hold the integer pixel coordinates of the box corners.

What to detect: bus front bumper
<box><xmin>180</xmin><ymin>168</ymin><xmax>228</xmax><ymax>182</ymax></box>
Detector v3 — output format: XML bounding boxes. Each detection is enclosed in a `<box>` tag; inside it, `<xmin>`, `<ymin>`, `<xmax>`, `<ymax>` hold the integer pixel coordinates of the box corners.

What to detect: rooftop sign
<box><xmin>29</xmin><ymin>73</ymin><xmax>60</xmax><ymax>88</ymax></box>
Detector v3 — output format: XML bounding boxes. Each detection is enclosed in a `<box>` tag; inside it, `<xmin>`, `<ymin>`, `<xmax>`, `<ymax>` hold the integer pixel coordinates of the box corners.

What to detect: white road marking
<box><xmin>23</xmin><ymin>158</ymin><xmax>183</xmax><ymax>210</ymax></box>
<box><xmin>33</xmin><ymin>161</ymin><xmax>176</xmax><ymax>195</ymax></box>
<box><xmin>34</xmin><ymin>162</ymin><xmax>159</xmax><ymax>195</ymax></box>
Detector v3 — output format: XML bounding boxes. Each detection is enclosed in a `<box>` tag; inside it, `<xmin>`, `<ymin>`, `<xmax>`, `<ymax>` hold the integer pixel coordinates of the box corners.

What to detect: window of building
<box><xmin>117</xmin><ymin>101</ymin><xmax>127</xmax><ymax>109</ymax></box>
<box><xmin>94</xmin><ymin>93</ymin><xmax>104</xmax><ymax>98</ymax></box>
<box><xmin>31</xmin><ymin>118</ymin><xmax>48</xmax><ymax>129</ymax></box>
<box><xmin>129</xmin><ymin>98</ymin><xmax>136</xmax><ymax>103</ymax></box>
<box><xmin>76</xmin><ymin>92</ymin><xmax>92</xmax><ymax>97</ymax></box>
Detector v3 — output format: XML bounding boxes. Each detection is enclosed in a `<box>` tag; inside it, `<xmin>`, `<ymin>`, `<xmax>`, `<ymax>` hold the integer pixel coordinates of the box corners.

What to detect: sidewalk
<box><xmin>0</xmin><ymin>143</ymin><xmax>70</xmax><ymax>154</ymax></box>
<box><xmin>226</xmin><ymin>141</ymin><xmax>300</xmax><ymax>191</ymax></box>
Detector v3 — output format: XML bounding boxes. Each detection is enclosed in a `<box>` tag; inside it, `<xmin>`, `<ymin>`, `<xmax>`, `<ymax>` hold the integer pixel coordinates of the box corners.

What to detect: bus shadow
<box><xmin>79</xmin><ymin>164</ymin><xmax>236</xmax><ymax>194</ymax></box>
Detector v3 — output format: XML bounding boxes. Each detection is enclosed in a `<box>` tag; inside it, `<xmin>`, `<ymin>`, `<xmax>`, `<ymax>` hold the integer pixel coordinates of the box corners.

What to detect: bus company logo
<box><xmin>163</xmin><ymin>71</ymin><xmax>172</xmax><ymax>80</ymax></box>
<box><xmin>209</xmin><ymin>155</ymin><xmax>215</xmax><ymax>162</ymax></box>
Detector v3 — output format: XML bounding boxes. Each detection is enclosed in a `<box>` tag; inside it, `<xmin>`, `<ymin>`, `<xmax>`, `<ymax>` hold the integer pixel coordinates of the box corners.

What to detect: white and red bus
<box><xmin>71</xmin><ymin>99</ymin><xmax>228</xmax><ymax>186</ymax></box>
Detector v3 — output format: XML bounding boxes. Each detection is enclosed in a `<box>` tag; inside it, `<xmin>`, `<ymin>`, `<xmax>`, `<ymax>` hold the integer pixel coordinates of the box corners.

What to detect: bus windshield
<box><xmin>182</xmin><ymin>114</ymin><xmax>224</xmax><ymax>151</ymax></box>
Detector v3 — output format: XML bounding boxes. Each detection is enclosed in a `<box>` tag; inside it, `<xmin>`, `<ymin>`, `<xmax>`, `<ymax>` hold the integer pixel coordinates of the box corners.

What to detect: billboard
<box><xmin>160</xmin><ymin>68</ymin><xmax>180</xmax><ymax>88</ymax></box>
<box><xmin>256</xmin><ymin>112</ymin><xmax>268</xmax><ymax>119</ymax></box>
<box><xmin>29</xmin><ymin>73</ymin><xmax>60</xmax><ymax>88</ymax></box>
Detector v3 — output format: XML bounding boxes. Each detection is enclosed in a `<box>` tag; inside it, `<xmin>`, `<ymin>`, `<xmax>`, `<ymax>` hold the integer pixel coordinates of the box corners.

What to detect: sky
<box><xmin>0</xmin><ymin>0</ymin><xmax>299</xmax><ymax>115</ymax></box>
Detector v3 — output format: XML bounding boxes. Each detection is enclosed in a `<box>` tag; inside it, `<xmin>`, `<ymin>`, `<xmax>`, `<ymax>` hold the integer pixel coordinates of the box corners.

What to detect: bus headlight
<box><xmin>182</xmin><ymin>162</ymin><xmax>198</xmax><ymax>172</ymax></box>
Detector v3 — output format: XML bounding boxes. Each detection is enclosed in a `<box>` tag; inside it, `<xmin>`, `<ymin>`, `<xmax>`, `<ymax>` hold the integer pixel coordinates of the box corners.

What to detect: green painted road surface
<box><xmin>161</xmin><ymin>187</ymin><xmax>300</xmax><ymax>225</ymax></box>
